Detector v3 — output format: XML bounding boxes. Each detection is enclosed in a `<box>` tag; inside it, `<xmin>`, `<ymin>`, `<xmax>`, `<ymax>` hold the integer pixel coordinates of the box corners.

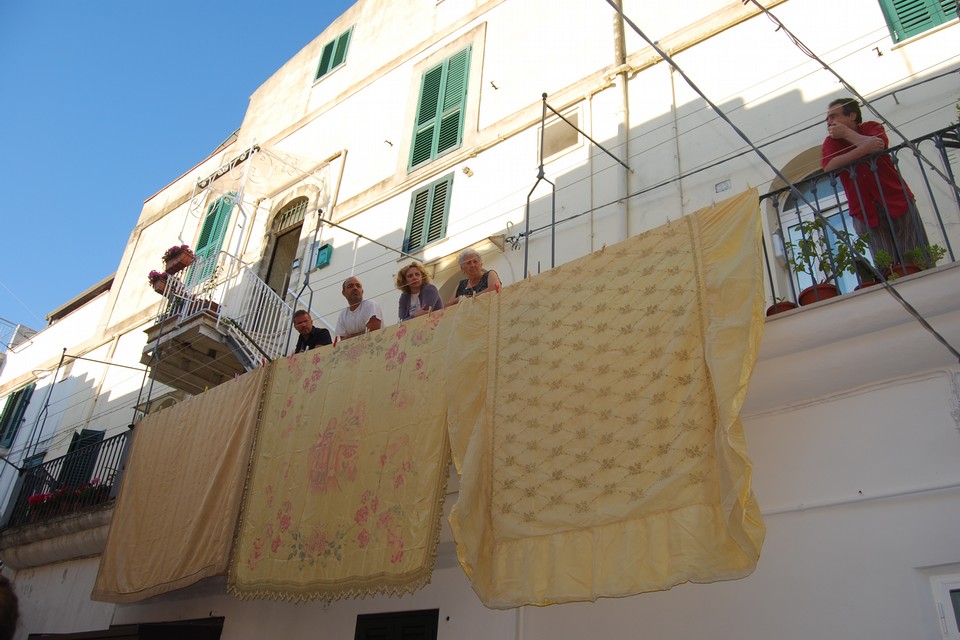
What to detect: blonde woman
<box><xmin>395</xmin><ymin>262</ymin><xmax>443</xmax><ymax>321</ymax></box>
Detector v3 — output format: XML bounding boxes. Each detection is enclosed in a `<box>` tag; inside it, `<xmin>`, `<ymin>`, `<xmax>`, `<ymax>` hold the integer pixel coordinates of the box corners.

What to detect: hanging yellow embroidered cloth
<box><xmin>447</xmin><ymin>189</ymin><xmax>766</xmax><ymax>608</ymax></box>
<box><xmin>92</xmin><ymin>368</ymin><xmax>266</xmax><ymax>603</ymax></box>
<box><xmin>229</xmin><ymin>314</ymin><xmax>453</xmax><ymax>601</ymax></box>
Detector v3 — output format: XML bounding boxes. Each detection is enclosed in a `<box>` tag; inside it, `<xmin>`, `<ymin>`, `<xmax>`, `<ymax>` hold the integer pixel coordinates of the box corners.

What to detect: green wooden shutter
<box><xmin>436</xmin><ymin>48</ymin><xmax>470</xmax><ymax>156</ymax></box>
<box><xmin>332</xmin><ymin>28</ymin><xmax>352</xmax><ymax>68</ymax></box>
<box><xmin>315</xmin><ymin>28</ymin><xmax>353</xmax><ymax>80</ymax></box>
<box><xmin>879</xmin><ymin>0</ymin><xmax>956</xmax><ymax>41</ymax></box>
<box><xmin>424</xmin><ymin>178</ymin><xmax>450</xmax><ymax>244</ymax></box>
<box><xmin>188</xmin><ymin>193</ymin><xmax>234</xmax><ymax>286</ymax></box>
<box><xmin>406</xmin><ymin>189</ymin><xmax>431</xmax><ymax>252</ymax></box>
<box><xmin>410</xmin><ymin>65</ymin><xmax>444</xmax><ymax>168</ymax></box>
<box><xmin>409</xmin><ymin>47</ymin><xmax>471</xmax><ymax>170</ymax></box>
<box><xmin>59</xmin><ymin>429</ymin><xmax>104</xmax><ymax>488</ymax></box>
<box><xmin>404</xmin><ymin>174</ymin><xmax>453</xmax><ymax>252</ymax></box>
<box><xmin>316</xmin><ymin>42</ymin><xmax>335</xmax><ymax>79</ymax></box>
<box><xmin>0</xmin><ymin>383</ymin><xmax>35</xmax><ymax>448</ymax></box>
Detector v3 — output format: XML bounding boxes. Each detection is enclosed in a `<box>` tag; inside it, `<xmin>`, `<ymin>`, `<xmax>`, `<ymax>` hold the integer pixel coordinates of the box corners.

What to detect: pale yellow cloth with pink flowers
<box><xmin>447</xmin><ymin>189</ymin><xmax>766</xmax><ymax>608</ymax></box>
<box><xmin>229</xmin><ymin>314</ymin><xmax>453</xmax><ymax>601</ymax></box>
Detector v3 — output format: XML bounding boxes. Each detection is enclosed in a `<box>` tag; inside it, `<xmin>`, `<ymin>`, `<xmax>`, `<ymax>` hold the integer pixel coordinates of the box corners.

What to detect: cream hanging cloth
<box><xmin>447</xmin><ymin>189</ymin><xmax>766</xmax><ymax>608</ymax></box>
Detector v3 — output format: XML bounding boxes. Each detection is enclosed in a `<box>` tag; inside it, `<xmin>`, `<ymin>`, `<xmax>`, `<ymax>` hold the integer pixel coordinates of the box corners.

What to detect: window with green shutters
<box><xmin>878</xmin><ymin>0</ymin><xmax>957</xmax><ymax>41</ymax></box>
<box><xmin>315</xmin><ymin>27</ymin><xmax>353</xmax><ymax>81</ymax></box>
<box><xmin>409</xmin><ymin>47</ymin><xmax>471</xmax><ymax>170</ymax></box>
<box><xmin>0</xmin><ymin>383</ymin><xmax>35</xmax><ymax>448</ymax></box>
<box><xmin>404</xmin><ymin>174</ymin><xmax>454</xmax><ymax>252</ymax></box>
<box><xmin>186</xmin><ymin>193</ymin><xmax>235</xmax><ymax>287</ymax></box>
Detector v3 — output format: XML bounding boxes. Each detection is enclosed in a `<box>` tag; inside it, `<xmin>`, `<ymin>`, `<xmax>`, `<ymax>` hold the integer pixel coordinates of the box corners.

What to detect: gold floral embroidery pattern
<box><xmin>490</xmin><ymin>218</ymin><xmax>717</xmax><ymax>536</ymax></box>
<box><xmin>448</xmin><ymin>189</ymin><xmax>766</xmax><ymax>608</ymax></box>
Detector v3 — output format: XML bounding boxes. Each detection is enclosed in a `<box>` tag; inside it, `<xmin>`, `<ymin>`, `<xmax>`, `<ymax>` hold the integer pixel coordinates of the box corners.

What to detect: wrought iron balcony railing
<box><xmin>761</xmin><ymin>124</ymin><xmax>959</xmax><ymax>311</ymax></box>
<box><xmin>2</xmin><ymin>431</ymin><xmax>129</xmax><ymax>530</ymax></box>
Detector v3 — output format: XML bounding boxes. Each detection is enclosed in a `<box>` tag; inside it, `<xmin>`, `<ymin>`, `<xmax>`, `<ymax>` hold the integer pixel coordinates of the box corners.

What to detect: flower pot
<box><xmin>854</xmin><ymin>279</ymin><xmax>881</xmax><ymax>291</ymax></box>
<box><xmin>765</xmin><ymin>301</ymin><xmax>797</xmax><ymax>316</ymax></box>
<box><xmin>797</xmin><ymin>282</ymin><xmax>840</xmax><ymax>306</ymax></box>
<box><xmin>164</xmin><ymin>251</ymin><xmax>195</xmax><ymax>275</ymax></box>
<box><xmin>151</xmin><ymin>277</ymin><xmax>169</xmax><ymax>294</ymax></box>
<box><xmin>884</xmin><ymin>263</ymin><xmax>921</xmax><ymax>279</ymax></box>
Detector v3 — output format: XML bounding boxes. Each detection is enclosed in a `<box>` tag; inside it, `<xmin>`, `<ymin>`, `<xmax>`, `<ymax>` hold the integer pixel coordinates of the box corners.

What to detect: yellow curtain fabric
<box><xmin>447</xmin><ymin>189</ymin><xmax>766</xmax><ymax>608</ymax></box>
<box><xmin>91</xmin><ymin>368</ymin><xmax>266</xmax><ymax>603</ymax></box>
<box><xmin>229</xmin><ymin>313</ymin><xmax>453</xmax><ymax>601</ymax></box>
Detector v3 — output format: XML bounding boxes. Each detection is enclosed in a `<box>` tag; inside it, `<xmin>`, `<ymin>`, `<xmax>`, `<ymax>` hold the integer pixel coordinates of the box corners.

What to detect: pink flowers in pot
<box><xmin>162</xmin><ymin>244</ymin><xmax>194</xmax><ymax>262</ymax></box>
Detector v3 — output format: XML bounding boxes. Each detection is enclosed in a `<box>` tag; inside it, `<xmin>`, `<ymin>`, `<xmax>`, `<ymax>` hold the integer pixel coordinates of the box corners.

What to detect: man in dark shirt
<box><xmin>293</xmin><ymin>310</ymin><xmax>331</xmax><ymax>354</ymax></box>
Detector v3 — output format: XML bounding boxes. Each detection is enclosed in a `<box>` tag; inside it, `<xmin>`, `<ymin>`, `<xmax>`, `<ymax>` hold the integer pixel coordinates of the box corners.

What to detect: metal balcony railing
<box><xmin>154</xmin><ymin>251</ymin><xmax>294</xmax><ymax>366</ymax></box>
<box><xmin>761</xmin><ymin>124</ymin><xmax>960</xmax><ymax>310</ymax></box>
<box><xmin>3</xmin><ymin>431</ymin><xmax>129</xmax><ymax>530</ymax></box>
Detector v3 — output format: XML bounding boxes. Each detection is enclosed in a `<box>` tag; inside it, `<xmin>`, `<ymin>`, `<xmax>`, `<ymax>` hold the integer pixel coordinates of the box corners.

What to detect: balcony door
<box><xmin>782</xmin><ymin>174</ymin><xmax>870</xmax><ymax>295</ymax></box>
<box><xmin>185</xmin><ymin>193</ymin><xmax>235</xmax><ymax>288</ymax></box>
<box><xmin>59</xmin><ymin>429</ymin><xmax>104</xmax><ymax>488</ymax></box>
<box><xmin>265</xmin><ymin>197</ymin><xmax>307</xmax><ymax>297</ymax></box>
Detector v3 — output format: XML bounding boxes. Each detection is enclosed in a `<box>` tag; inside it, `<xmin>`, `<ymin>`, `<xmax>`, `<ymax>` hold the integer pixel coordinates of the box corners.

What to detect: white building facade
<box><xmin>1</xmin><ymin>0</ymin><xmax>959</xmax><ymax>638</ymax></box>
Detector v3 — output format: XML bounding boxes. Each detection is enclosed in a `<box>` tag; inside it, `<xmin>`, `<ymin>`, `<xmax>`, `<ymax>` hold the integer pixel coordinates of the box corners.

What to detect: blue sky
<box><xmin>0</xmin><ymin>0</ymin><xmax>355</xmax><ymax>332</ymax></box>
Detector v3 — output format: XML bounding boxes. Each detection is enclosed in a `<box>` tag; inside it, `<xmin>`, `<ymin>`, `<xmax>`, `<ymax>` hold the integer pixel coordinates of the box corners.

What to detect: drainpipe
<box><xmin>612</xmin><ymin>0</ymin><xmax>631</xmax><ymax>240</ymax></box>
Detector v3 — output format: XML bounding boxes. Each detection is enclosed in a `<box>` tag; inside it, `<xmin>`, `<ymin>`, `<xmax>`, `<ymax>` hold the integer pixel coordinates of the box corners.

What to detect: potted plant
<box><xmin>853</xmin><ymin>256</ymin><xmax>882</xmax><ymax>290</ymax></box>
<box><xmin>162</xmin><ymin>244</ymin><xmax>195</xmax><ymax>275</ymax></box>
<box><xmin>873</xmin><ymin>249</ymin><xmax>920</xmax><ymax>280</ymax></box>
<box><xmin>786</xmin><ymin>219</ymin><xmax>870</xmax><ymax>305</ymax></box>
<box><xmin>148</xmin><ymin>270</ymin><xmax>169</xmax><ymax>294</ymax></box>
<box><xmin>905</xmin><ymin>243</ymin><xmax>947</xmax><ymax>271</ymax></box>
<box><xmin>766</xmin><ymin>296</ymin><xmax>797</xmax><ymax>316</ymax></box>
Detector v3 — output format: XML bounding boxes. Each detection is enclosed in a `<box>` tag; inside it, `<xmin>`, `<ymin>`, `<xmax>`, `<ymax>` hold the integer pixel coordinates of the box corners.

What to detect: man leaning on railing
<box><xmin>821</xmin><ymin>97</ymin><xmax>929</xmax><ymax>263</ymax></box>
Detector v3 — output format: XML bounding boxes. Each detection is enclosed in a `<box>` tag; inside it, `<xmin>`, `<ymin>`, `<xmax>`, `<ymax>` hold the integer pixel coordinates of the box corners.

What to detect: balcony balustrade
<box><xmin>761</xmin><ymin>124</ymin><xmax>959</xmax><ymax>312</ymax></box>
<box><xmin>2</xmin><ymin>431</ymin><xmax>129</xmax><ymax>530</ymax></box>
<box><xmin>142</xmin><ymin>251</ymin><xmax>294</xmax><ymax>394</ymax></box>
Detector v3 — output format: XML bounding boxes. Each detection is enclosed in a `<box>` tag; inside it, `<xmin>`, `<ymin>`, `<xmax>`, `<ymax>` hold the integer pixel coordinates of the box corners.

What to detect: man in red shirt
<box><xmin>820</xmin><ymin>98</ymin><xmax>927</xmax><ymax>263</ymax></box>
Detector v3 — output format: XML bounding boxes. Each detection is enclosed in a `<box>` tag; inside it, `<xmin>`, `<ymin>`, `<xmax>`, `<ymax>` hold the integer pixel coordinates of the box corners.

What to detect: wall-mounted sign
<box><xmin>315</xmin><ymin>243</ymin><xmax>332</xmax><ymax>269</ymax></box>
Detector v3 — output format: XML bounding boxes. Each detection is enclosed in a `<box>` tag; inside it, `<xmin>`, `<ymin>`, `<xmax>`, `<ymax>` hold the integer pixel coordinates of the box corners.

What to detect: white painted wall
<box><xmin>10</xmin><ymin>557</ymin><xmax>114</xmax><ymax>639</ymax></box>
<box><xmin>4</xmin><ymin>0</ymin><xmax>960</xmax><ymax>637</ymax></box>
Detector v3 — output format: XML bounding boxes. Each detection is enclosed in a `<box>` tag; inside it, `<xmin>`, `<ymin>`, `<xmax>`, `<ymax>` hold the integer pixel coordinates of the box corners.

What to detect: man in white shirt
<box><xmin>336</xmin><ymin>277</ymin><xmax>383</xmax><ymax>340</ymax></box>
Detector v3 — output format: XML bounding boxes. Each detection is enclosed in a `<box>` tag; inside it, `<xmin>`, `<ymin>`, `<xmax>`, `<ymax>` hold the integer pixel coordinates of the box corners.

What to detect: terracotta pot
<box><xmin>151</xmin><ymin>277</ymin><xmax>169</xmax><ymax>294</ymax></box>
<box><xmin>164</xmin><ymin>251</ymin><xmax>195</xmax><ymax>275</ymax></box>
<box><xmin>854</xmin><ymin>279</ymin><xmax>881</xmax><ymax>291</ymax></box>
<box><xmin>884</xmin><ymin>263</ymin><xmax>921</xmax><ymax>279</ymax></box>
<box><xmin>765</xmin><ymin>301</ymin><xmax>797</xmax><ymax>316</ymax></box>
<box><xmin>798</xmin><ymin>283</ymin><xmax>840</xmax><ymax>306</ymax></box>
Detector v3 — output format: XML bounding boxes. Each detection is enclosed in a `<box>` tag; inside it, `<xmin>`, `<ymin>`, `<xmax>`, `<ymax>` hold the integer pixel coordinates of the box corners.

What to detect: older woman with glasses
<box><xmin>446</xmin><ymin>249</ymin><xmax>501</xmax><ymax>307</ymax></box>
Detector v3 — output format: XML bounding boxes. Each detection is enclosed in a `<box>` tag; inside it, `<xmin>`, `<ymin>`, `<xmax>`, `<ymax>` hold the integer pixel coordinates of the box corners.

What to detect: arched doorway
<box><xmin>265</xmin><ymin>197</ymin><xmax>308</xmax><ymax>297</ymax></box>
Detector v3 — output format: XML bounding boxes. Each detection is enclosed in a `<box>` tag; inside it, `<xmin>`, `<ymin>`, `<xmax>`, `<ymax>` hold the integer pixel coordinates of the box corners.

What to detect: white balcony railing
<box><xmin>154</xmin><ymin>251</ymin><xmax>293</xmax><ymax>367</ymax></box>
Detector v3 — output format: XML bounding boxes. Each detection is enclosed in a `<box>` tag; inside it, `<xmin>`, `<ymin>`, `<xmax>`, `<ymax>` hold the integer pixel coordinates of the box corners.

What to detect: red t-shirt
<box><xmin>820</xmin><ymin>121</ymin><xmax>913</xmax><ymax>227</ymax></box>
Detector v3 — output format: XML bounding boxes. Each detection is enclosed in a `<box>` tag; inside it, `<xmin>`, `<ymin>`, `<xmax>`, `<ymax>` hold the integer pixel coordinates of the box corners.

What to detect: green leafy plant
<box><xmin>872</xmin><ymin>250</ymin><xmax>900</xmax><ymax>280</ymax></box>
<box><xmin>786</xmin><ymin>219</ymin><xmax>870</xmax><ymax>285</ymax></box>
<box><xmin>905</xmin><ymin>244</ymin><xmax>947</xmax><ymax>270</ymax></box>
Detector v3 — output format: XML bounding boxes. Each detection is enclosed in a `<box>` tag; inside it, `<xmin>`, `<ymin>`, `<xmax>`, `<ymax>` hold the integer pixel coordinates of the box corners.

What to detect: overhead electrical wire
<box><xmin>602</xmin><ymin>0</ymin><xmax>960</xmax><ymax>363</ymax></box>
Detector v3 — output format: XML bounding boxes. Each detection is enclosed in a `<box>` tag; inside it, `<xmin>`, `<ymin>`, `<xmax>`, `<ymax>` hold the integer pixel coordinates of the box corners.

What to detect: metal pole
<box><xmin>27</xmin><ymin>348</ymin><xmax>66</xmax><ymax>458</ymax></box>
